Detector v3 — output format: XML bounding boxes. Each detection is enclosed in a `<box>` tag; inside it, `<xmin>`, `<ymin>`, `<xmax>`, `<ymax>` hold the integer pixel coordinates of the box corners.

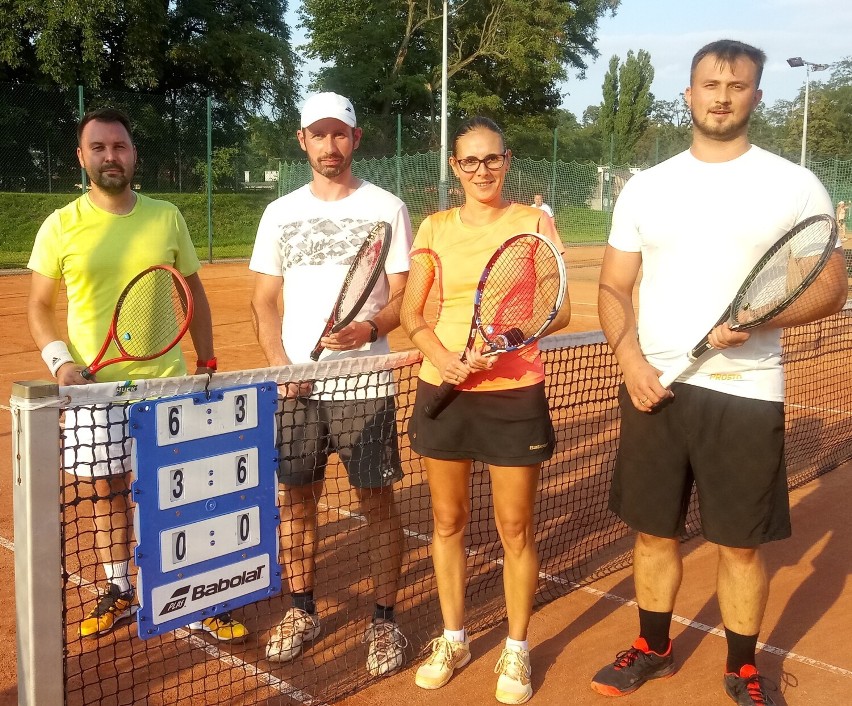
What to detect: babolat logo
<box><xmin>114</xmin><ymin>380</ymin><xmax>138</xmax><ymax>396</ymax></box>
<box><xmin>191</xmin><ymin>565</ymin><xmax>265</xmax><ymax>600</ymax></box>
<box><xmin>159</xmin><ymin>584</ymin><xmax>190</xmax><ymax>616</ymax></box>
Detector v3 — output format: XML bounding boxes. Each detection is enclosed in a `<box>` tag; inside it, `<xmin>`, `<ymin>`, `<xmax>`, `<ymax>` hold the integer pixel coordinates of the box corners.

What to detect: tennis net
<box><xmin>11</xmin><ymin>308</ymin><xmax>852</xmax><ymax>706</ymax></box>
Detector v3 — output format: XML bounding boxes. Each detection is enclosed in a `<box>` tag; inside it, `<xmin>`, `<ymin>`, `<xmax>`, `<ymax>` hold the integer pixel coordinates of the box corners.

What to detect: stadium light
<box><xmin>439</xmin><ymin>0</ymin><xmax>449</xmax><ymax>210</ymax></box>
<box><xmin>787</xmin><ymin>57</ymin><xmax>830</xmax><ymax>167</ymax></box>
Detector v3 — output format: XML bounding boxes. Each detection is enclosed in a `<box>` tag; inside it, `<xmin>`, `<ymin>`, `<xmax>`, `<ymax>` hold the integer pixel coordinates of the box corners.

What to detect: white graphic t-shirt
<box><xmin>250</xmin><ymin>180</ymin><xmax>413</xmax><ymax>395</ymax></box>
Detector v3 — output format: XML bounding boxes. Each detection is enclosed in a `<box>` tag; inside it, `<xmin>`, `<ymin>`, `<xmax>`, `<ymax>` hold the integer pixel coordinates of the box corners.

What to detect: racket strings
<box><xmin>479</xmin><ymin>238</ymin><xmax>561</xmax><ymax>345</ymax></box>
<box><xmin>115</xmin><ymin>269</ymin><xmax>190</xmax><ymax>356</ymax></box>
<box><xmin>733</xmin><ymin>221</ymin><xmax>834</xmax><ymax>324</ymax></box>
<box><xmin>336</xmin><ymin>227</ymin><xmax>387</xmax><ymax>318</ymax></box>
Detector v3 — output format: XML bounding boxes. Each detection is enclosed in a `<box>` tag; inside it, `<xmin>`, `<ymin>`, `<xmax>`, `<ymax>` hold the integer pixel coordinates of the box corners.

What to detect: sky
<box><xmin>286</xmin><ymin>0</ymin><xmax>852</xmax><ymax>116</ymax></box>
<box><xmin>558</xmin><ymin>0</ymin><xmax>852</xmax><ymax>116</ymax></box>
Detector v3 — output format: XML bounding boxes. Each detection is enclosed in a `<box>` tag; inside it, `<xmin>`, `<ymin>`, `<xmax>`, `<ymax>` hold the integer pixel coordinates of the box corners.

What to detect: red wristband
<box><xmin>196</xmin><ymin>357</ymin><xmax>217</xmax><ymax>371</ymax></box>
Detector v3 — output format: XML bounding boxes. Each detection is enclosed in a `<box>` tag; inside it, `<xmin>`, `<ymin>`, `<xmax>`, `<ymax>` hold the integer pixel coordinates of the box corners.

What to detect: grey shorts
<box><xmin>610</xmin><ymin>382</ymin><xmax>790</xmax><ymax>547</ymax></box>
<box><xmin>277</xmin><ymin>395</ymin><xmax>403</xmax><ymax>489</ymax></box>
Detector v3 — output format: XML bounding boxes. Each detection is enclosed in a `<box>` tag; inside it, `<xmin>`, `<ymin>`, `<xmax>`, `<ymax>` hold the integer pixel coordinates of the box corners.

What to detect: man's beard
<box><xmin>691</xmin><ymin>107</ymin><xmax>751</xmax><ymax>141</ymax></box>
<box><xmin>308</xmin><ymin>152</ymin><xmax>352</xmax><ymax>178</ymax></box>
<box><xmin>89</xmin><ymin>163</ymin><xmax>134</xmax><ymax>194</ymax></box>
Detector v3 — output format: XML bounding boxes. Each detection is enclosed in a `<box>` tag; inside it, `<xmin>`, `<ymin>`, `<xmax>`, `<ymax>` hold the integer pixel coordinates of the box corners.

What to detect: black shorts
<box><xmin>277</xmin><ymin>396</ymin><xmax>403</xmax><ymax>489</ymax></box>
<box><xmin>610</xmin><ymin>383</ymin><xmax>790</xmax><ymax>547</ymax></box>
<box><xmin>409</xmin><ymin>380</ymin><xmax>555</xmax><ymax>466</ymax></box>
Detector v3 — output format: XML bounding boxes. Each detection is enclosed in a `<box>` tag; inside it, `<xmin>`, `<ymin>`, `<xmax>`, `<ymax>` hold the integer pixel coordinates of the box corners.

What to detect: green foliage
<box><xmin>301</xmin><ymin>0</ymin><xmax>622</xmax><ymax>148</ymax></box>
<box><xmin>597</xmin><ymin>50</ymin><xmax>654</xmax><ymax>163</ymax></box>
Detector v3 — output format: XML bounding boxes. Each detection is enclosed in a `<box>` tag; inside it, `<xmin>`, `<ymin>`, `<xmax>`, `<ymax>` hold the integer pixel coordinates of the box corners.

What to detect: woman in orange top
<box><xmin>401</xmin><ymin>116</ymin><xmax>570</xmax><ymax>704</ymax></box>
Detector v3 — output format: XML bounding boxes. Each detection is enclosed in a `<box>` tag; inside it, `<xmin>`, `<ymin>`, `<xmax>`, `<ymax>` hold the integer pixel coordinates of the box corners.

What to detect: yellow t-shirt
<box><xmin>413</xmin><ymin>203</ymin><xmax>549</xmax><ymax>391</ymax></box>
<box><xmin>28</xmin><ymin>193</ymin><xmax>201</xmax><ymax>382</ymax></box>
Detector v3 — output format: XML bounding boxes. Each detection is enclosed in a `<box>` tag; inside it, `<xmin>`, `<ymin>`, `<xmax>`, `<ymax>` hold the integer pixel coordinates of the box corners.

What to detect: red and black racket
<box><xmin>423</xmin><ymin>232</ymin><xmax>567</xmax><ymax>418</ymax></box>
<box><xmin>309</xmin><ymin>221</ymin><xmax>392</xmax><ymax>361</ymax></box>
<box><xmin>81</xmin><ymin>265</ymin><xmax>194</xmax><ymax>379</ymax></box>
<box><xmin>657</xmin><ymin>213</ymin><xmax>839</xmax><ymax>388</ymax></box>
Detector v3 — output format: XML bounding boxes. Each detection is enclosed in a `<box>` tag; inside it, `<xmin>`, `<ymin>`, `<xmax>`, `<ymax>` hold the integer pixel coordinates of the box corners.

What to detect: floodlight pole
<box><xmin>786</xmin><ymin>57</ymin><xmax>829</xmax><ymax>167</ymax></box>
<box><xmin>439</xmin><ymin>0</ymin><xmax>449</xmax><ymax>210</ymax></box>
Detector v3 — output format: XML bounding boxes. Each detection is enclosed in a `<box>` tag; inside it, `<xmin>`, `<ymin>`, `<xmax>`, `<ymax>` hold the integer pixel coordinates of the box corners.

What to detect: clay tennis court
<box><xmin>2</xmin><ymin>254</ymin><xmax>851</xmax><ymax>705</ymax></box>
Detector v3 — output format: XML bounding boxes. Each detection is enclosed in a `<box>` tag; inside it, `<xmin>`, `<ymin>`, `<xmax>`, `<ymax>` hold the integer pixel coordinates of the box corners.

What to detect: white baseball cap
<box><xmin>300</xmin><ymin>92</ymin><xmax>357</xmax><ymax>129</ymax></box>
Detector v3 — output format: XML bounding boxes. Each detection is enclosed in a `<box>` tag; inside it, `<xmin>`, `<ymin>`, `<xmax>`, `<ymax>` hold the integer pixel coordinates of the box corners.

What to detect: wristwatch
<box><xmin>196</xmin><ymin>357</ymin><xmax>218</xmax><ymax>371</ymax></box>
<box><xmin>366</xmin><ymin>320</ymin><xmax>379</xmax><ymax>343</ymax></box>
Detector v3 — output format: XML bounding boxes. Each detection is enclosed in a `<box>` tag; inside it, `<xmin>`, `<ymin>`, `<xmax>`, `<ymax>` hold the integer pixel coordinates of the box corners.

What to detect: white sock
<box><xmin>443</xmin><ymin>627</ymin><xmax>466</xmax><ymax>643</ymax></box>
<box><xmin>104</xmin><ymin>561</ymin><xmax>131</xmax><ymax>593</ymax></box>
<box><xmin>506</xmin><ymin>637</ymin><xmax>528</xmax><ymax>652</ymax></box>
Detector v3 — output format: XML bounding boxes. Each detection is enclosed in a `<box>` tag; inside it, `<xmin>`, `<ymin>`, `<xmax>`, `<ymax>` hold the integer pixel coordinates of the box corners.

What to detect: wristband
<box><xmin>366</xmin><ymin>320</ymin><xmax>379</xmax><ymax>343</ymax></box>
<box><xmin>196</xmin><ymin>357</ymin><xmax>218</xmax><ymax>371</ymax></box>
<box><xmin>41</xmin><ymin>340</ymin><xmax>75</xmax><ymax>377</ymax></box>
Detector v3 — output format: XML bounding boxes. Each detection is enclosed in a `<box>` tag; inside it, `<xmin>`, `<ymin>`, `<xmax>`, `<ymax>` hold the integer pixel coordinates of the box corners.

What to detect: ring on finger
<box><xmin>640</xmin><ymin>397</ymin><xmax>649</xmax><ymax>405</ymax></box>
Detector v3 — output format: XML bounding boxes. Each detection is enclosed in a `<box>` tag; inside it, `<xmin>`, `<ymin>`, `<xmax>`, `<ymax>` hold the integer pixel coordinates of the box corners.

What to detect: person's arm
<box><xmin>400</xmin><ymin>253</ymin><xmax>472</xmax><ymax>383</ymax></box>
<box><xmin>250</xmin><ymin>272</ymin><xmax>288</xmax><ymax>366</ymax></box>
<box><xmin>598</xmin><ymin>245</ymin><xmax>670</xmax><ymax>410</ymax></box>
<box><xmin>184</xmin><ymin>273</ymin><xmax>215</xmax><ymax>374</ymax></box>
<box><xmin>27</xmin><ymin>272</ymin><xmax>88</xmax><ymax>386</ymax></box>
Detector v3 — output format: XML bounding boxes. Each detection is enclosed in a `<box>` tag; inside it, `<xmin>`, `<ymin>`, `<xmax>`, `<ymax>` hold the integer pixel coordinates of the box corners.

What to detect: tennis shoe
<box><xmin>364</xmin><ymin>619</ymin><xmax>408</xmax><ymax>676</ymax></box>
<box><xmin>494</xmin><ymin>646</ymin><xmax>533</xmax><ymax>704</ymax></box>
<box><xmin>590</xmin><ymin>637</ymin><xmax>675</xmax><ymax>697</ymax></box>
<box><xmin>415</xmin><ymin>635</ymin><xmax>471</xmax><ymax>689</ymax></box>
<box><xmin>723</xmin><ymin>665</ymin><xmax>777</xmax><ymax>705</ymax></box>
<box><xmin>188</xmin><ymin>612</ymin><xmax>248</xmax><ymax>642</ymax></box>
<box><xmin>79</xmin><ymin>583</ymin><xmax>136</xmax><ymax>639</ymax></box>
<box><xmin>266</xmin><ymin>607</ymin><xmax>321</xmax><ymax>662</ymax></box>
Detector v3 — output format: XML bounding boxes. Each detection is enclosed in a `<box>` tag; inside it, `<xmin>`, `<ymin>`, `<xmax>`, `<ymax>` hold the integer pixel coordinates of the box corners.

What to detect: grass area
<box><xmin>0</xmin><ymin>191</ymin><xmax>278</xmax><ymax>268</ymax></box>
<box><xmin>0</xmin><ymin>192</ymin><xmax>610</xmax><ymax>269</ymax></box>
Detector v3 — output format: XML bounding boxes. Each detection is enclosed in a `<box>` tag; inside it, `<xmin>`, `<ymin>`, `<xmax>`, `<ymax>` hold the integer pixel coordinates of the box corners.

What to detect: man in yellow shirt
<box><xmin>27</xmin><ymin>108</ymin><xmax>247</xmax><ymax>642</ymax></box>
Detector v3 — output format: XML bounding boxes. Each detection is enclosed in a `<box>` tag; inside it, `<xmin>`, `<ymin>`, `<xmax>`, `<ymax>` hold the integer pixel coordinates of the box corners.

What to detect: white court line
<box><xmin>1</xmin><ymin>534</ymin><xmax>327</xmax><ymax>706</ymax></box>
<box><xmin>787</xmin><ymin>402</ymin><xmax>852</xmax><ymax>418</ymax></box>
<box><xmin>321</xmin><ymin>505</ymin><xmax>852</xmax><ymax>679</ymax></box>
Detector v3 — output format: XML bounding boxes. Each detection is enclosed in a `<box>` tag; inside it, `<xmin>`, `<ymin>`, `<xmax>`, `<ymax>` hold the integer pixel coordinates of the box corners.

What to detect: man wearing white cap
<box><xmin>250</xmin><ymin>92</ymin><xmax>412</xmax><ymax>676</ymax></box>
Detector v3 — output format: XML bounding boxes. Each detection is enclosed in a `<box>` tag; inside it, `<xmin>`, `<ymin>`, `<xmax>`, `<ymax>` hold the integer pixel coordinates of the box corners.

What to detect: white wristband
<box><xmin>41</xmin><ymin>340</ymin><xmax>75</xmax><ymax>377</ymax></box>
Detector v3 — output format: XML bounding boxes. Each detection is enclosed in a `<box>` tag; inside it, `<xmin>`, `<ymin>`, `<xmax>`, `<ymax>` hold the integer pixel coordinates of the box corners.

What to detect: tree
<box><xmin>597</xmin><ymin>49</ymin><xmax>654</xmax><ymax>163</ymax></box>
<box><xmin>300</xmin><ymin>0</ymin><xmax>621</xmax><ymax>147</ymax></box>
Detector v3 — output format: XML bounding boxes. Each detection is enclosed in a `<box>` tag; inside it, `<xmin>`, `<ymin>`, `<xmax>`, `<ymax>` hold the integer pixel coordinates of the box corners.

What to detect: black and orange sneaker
<box><xmin>590</xmin><ymin>637</ymin><xmax>675</xmax><ymax>697</ymax></box>
<box><xmin>723</xmin><ymin>665</ymin><xmax>777</xmax><ymax>705</ymax></box>
<box><xmin>79</xmin><ymin>584</ymin><xmax>136</xmax><ymax>639</ymax></box>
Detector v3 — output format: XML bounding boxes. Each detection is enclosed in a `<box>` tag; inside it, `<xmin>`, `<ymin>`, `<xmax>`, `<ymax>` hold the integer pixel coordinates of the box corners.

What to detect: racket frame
<box><xmin>309</xmin><ymin>221</ymin><xmax>393</xmax><ymax>361</ymax></box>
<box><xmin>423</xmin><ymin>232</ymin><xmax>567</xmax><ymax>418</ymax></box>
<box><xmin>657</xmin><ymin>213</ymin><xmax>838</xmax><ymax>388</ymax></box>
<box><xmin>81</xmin><ymin>264</ymin><xmax>194</xmax><ymax>379</ymax></box>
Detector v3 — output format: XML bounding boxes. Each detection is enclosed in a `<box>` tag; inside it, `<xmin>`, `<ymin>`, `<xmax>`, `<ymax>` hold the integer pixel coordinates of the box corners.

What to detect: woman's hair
<box><xmin>452</xmin><ymin>116</ymin><xmax>504</xmax><ymax>156</ymax></box>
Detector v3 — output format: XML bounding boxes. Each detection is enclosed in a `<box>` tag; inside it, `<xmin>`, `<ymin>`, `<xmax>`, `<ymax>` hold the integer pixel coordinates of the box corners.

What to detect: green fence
<box><xmin>1</xmin><ymin>81</ymin><xmax>851</xmax><ymax>267</ymax></box>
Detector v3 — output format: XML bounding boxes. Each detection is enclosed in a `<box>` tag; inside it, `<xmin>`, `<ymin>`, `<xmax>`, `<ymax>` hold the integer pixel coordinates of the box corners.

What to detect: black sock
<box><xmin>373</xmin><ymin>603</ymin><xmax>395</xmax><ymax>623</ymax></box>
<box><xmin>725</xmin><ymin>627</ymin><xmax>758</xmax><ymax>674</ymax></box>
<box><xmin>292</xmin><ymin>591</ymin><xmax>316</xmax><ymax>615</ymax></box>
<box><xmin>638</xmin><ymin>608</ymin><xmax>673</xmax><ymax>654</ymax></box>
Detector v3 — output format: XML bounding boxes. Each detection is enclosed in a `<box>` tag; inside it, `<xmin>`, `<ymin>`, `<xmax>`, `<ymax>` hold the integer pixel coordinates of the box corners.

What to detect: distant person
<box><xmin>592</xmin><ymin>39</ymin><xmax>846</xmax><ymax>706</ymax></box>
<box><xmin>27</xmin><ymin>108</ymin><xmax>247</xmax><ymax>643</ymax></box>
<box><xmin>531</xmin><ymin>193</ymin><xmax>554</xmax><ymax>219</ymax></box>
<box><xmin>836</xmin><ymin>200</ymin><xmax>847</xmax><ymax>241</ymax></box>
<box><xmin>401</xmin><ymin>116</ymin><xmax>570</xmax><ymax>704</ymax></box>
<box><xmin>250</xmin><ymin>92</ymin><xmax>413</xmax><ymax>676</ymax></box>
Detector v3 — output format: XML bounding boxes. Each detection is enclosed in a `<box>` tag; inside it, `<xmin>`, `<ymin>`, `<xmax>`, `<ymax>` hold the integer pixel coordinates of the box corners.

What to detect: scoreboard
<box><xmin>129</xmin><ymin>383</ymin><xmax>282</xmax><ymax>638</ymax></box>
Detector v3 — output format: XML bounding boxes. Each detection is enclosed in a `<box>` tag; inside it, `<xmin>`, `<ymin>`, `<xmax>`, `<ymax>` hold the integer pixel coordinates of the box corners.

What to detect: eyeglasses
<box><xmin>454</xmin><ymin>152</ymin><xmax>508</xmax><ymax>173</ymax></box>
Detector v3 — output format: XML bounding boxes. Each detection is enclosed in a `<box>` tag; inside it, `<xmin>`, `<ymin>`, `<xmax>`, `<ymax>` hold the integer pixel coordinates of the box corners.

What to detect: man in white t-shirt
<box><xmin>592</xmin><ymin>40</ymin><xmax>846</xmax><ymax>706</ymax></box>
<box><xmin>250</xmin><ymin>92</ymin><xmax>413</xmax><ymax>676</ymax></box>
<box><xmin>531</xmin><ymin>193</ymin><xmax>553</xmax><ymax>219</ymax></box>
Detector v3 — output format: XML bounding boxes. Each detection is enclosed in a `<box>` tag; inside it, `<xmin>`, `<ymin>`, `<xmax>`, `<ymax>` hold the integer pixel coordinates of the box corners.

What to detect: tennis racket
<box><xmin>423</xmin><ymin>232</ymin><xmax>567</xmax><ymax>419</ymax></box>
<box><xmin>81</xmin><ymin>265</ymin><xmax>194</xmax><ymax>380</ymax></box>
<box><xmin>657</xmin><ymin>213</ymin><xmax>838</xmax><ymax>389</ymax></box>
<box><xmin>309</xmin><ymin>221</ymin><xmax>393</xmax><ymax>361</ymax></box>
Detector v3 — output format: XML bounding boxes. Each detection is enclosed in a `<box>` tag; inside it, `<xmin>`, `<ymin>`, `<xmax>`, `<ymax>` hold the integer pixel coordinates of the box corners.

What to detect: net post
<box><xmin>11</xmin><ymin>380</ymin><xmax>63</xmax><ymax>706</ymax></box>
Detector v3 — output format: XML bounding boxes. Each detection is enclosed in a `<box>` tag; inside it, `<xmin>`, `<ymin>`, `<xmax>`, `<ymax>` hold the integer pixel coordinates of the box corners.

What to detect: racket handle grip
<box><xmin>657</xmin><ymin>355</ymin><xmax>695</xmax><ymax>389</ymax></box>
<box><xmin>309</xmin><ymin>346</ymin><xmax>322</xmax><ymax>362</ymax></box>
<box><xmin>80</xmin><ymin>367</ymin><xmax>94</xmax><ymax>380</ymax></box>
<box><xmin>423</xmin><ymin>381</ymin><xmax>457</xmax><ymax>419</ymax></box>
